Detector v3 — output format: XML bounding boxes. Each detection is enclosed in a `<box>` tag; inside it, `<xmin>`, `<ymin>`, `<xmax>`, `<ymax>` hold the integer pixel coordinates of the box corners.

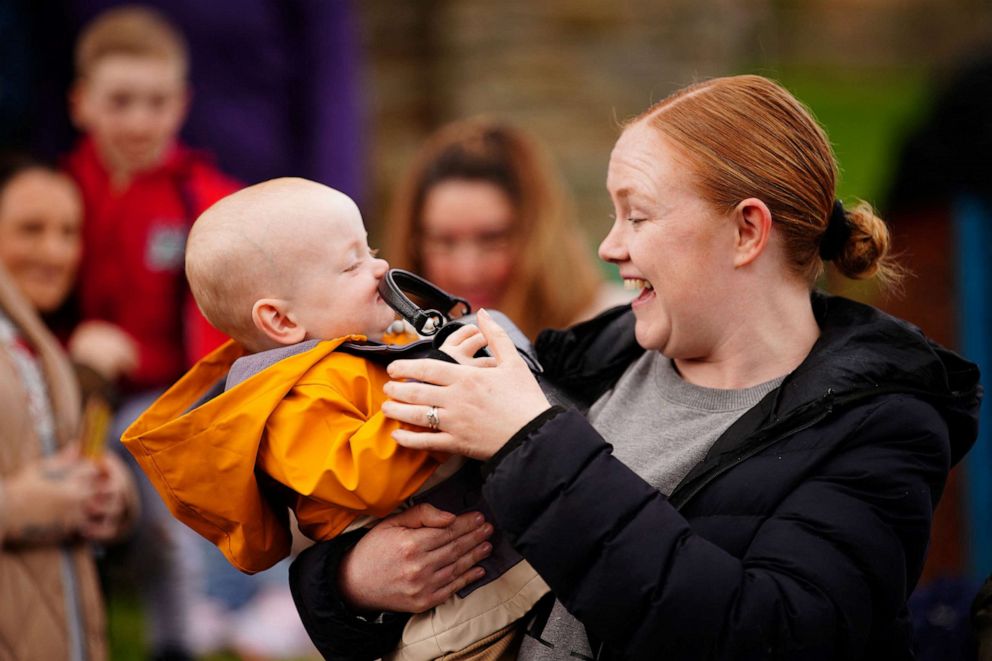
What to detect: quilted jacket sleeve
<box><xmin>289</xmin><ymin>530</ymin><xmax>411</xmax><ymax>661</ymax></box>
<box><xmin>482</xmin><ymin>396</ymin><xmax>950</xmax><ymax>660</ymax></box>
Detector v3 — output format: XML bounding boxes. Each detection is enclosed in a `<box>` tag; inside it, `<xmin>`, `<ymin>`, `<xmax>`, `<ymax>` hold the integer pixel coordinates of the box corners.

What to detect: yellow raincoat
<box><xmin>122</xmin><ymin>336</ymin><xmax>442</xmax><ymax>573</ymax></box>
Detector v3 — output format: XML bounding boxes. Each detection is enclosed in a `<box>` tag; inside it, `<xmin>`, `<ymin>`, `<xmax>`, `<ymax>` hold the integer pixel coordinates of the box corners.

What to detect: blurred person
<box><xmin>0</xmin><ymin>154</ymin><xmax>137</xmax><ymax>661</ymax></box>
<box><xmin>293</xmin><ymin>75</ymin><xmax>980</xmax><ymax>660</ymax></box>
<box><xmin>64</xmin><ymin>5</ymin><xmax>238</xmax><ymax>389</ymax></box>
<box><xmin>123</xmin><ymin>178</ymin><xmax>547</xmax><ymax>660</ymax></box>
<box><xmin>46</xmin><ymin>0</ymin><xmax>365</xmax><ymax>197</ymax></box>
<box><xmin>61</xmin><ymin>7</ymin><xmax>240</xmax><ymax>659</ymax></box>
<box><xmin>386</xmin><ymin>118</ymin><xmax>629</xmax><ymax>341</ymax></box>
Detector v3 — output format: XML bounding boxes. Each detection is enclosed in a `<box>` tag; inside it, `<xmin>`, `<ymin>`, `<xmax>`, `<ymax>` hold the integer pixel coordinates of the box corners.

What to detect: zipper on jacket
<box><xmin>669</xmin><ymin>408</ymin><xmax>832</xmax><ymax>511</ymax></box>
<box><xmin>667</xmin><ymin>384</ymin><xmax>950</xmax><ymax>511</ymax></box>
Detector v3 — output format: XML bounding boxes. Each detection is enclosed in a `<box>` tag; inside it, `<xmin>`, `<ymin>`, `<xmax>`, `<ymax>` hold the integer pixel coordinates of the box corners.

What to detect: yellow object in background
<box><xmin>80</xmin><ymin>396</ymin><xmax>111</xmax><ymax>459</ymax></box>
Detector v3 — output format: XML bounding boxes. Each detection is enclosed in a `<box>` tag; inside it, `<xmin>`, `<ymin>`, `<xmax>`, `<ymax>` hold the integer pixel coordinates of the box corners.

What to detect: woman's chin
<box><xmin>633</xmin><ymin>315</ymin><xmax>668</xmax><ymax>353</ymax></box>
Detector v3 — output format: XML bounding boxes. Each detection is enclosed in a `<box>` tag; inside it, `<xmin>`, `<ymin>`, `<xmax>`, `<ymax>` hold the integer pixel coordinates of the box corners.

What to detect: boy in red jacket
<box><xmin>61</xmin><ymin>8</ymin><xmax>242</xmax><ymax>659</ymax></box>
<box><xmin>65</xmin><ymin>6</ymin><xmax>239</xmax><ymax>393</ymax></box>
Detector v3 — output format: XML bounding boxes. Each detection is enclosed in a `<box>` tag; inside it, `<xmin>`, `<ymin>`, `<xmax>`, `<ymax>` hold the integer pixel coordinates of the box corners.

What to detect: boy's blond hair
<box><xmin>75</xmin><ymin>5</ymin><xmax>188</xmax><ymax>78</ymax></box>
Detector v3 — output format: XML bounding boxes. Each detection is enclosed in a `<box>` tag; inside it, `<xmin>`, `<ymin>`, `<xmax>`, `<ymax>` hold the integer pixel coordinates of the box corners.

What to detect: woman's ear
<box><xmin>252</xmin><ymin>298</ymin><xmax>306</xmax><ymax>346</ymax></box>
<box><xmin>732</xmin><ymin>198</ymin><xmax>773</xmax><ymax>268</ymax></box>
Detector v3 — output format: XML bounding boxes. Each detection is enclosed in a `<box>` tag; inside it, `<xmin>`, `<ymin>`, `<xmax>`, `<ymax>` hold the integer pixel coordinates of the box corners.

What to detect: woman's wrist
<box><xmin>337</xmin><ymin>544</ymin><xmax>380</xmax><ymax>613</ymax></box>
<box><xmin>291</xmin><ymin>535</ymin><xmax>410</xmax><ymax>660</ymax></box>
<box><xmin>334</xmin><ymin>528</ymin><xmax>398</xmax><ymax>617</ymax></box>
<box><xmin>482</xmin><ymin>405</ymin><xmax>566</xmax><ymax>479</ymax></box>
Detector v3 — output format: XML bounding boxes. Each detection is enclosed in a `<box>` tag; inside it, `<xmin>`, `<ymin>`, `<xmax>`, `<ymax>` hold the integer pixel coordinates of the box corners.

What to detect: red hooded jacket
<box><xmin>65</xmin><ymin>138</ymin><xmax>240</xmax><ymax>392</ymax></box>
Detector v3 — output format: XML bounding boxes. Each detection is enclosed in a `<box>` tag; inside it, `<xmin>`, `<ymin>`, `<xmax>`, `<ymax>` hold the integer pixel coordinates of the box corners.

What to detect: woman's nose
<box><xmin>448</xmin><ymin>250</ymin><xmax>488</xmax><ymax>283</ymax></box>
<box><xmin>42</xmin><ymin>231</ymin><xmax>78</xmax><ymax>267</ymax></box>
<box><xmin>598</xmin><ymin>220</ymin><xmax>627</xmax><ymax>263</ymax></box>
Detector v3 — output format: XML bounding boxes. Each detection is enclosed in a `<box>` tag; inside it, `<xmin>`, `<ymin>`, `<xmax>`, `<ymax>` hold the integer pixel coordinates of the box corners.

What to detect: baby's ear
<box><xmin>252</xmin><ymin>299</ymin><xmax>305</xmax><ymax>346</ymax></box>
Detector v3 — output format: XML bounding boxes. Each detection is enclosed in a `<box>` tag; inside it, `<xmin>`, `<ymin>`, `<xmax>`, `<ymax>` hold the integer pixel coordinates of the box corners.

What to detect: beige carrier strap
<box><xmin>386</xmin><ymin>560</ymin><xmax>549</xmax><ymax>661</ymax></box>
<box><xmin>437</xmin><ymin>621</ymin><xmax>522</xmax><ymax>661</ymax></box>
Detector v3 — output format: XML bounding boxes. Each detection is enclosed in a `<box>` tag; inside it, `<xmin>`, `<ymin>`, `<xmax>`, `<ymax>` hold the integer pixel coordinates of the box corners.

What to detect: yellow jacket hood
<box><xmin>122</xmin><ymin>336</ymin><xmax>440</xmax><ymax>573</ymax></box>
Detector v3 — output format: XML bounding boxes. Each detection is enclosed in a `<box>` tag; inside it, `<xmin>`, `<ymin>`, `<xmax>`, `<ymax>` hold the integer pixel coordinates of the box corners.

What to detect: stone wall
<box><xmin>357</xmin><ymin>0</ymin><xmax>992</xmax><ymax>249</ymax></box>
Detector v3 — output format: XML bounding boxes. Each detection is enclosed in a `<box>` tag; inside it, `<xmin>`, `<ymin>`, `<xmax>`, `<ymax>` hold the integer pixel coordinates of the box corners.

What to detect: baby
<box><xmin>122</xmin><ymin>178</ymin><xmax>547</xmax><ymax>660</ymax></box>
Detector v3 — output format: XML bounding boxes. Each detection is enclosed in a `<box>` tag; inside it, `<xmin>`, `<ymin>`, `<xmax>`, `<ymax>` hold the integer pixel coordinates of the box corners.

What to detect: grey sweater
<box><xmin>518</xmin><ymin>350</ymin><xmax>784</xmax><ymax>660</ymax></box>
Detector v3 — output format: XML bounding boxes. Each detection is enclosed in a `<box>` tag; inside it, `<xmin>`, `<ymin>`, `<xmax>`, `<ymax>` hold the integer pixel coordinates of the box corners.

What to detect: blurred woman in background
<box><xmin>386</xmin><ymin>118</ymin><xmax>627</xmax><ymax>340</ymax></box>
<box><xmin>0</xmin><ymin>155</ymin><xmax>136</xmax><ymax>660</ymax></box>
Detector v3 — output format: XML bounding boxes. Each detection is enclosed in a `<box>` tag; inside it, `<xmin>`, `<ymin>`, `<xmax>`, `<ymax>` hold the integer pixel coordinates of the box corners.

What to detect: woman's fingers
<box><xmin>339</xmin><ymin>505</ymin><xmax>493</xmax><ymax>612</ymax></box>
<box><xmin>423</xmin><ymin>520</ymin><xmax>494</xmax><ymax>606</ymax></box>
<box><xmin>382</xmin><ymin>380</ymin><xmax>443</xmax><ymax>407</ymax></box>
<box><xmin>383</xmin><ymin>502</ymin><xmax>456</xmax><ymax>531</ymax></box>
<box><xmin>384</xmin><ymin>308</ymin><xmax>553</xmax><ymax>460</ymax></box>
<box><xmin>387</xmin><ymin>356</ymin><xmax>461</xmax><ymax>385</ymax></box>
<box><xmin>428</xmin><ymin>544</ymin><xmax>491</xmax><ymax>605</ymax></box>
<box><xmin>424</xmin><ymin>520</ymin><xmax>493</xmax><ymax>573</ymax></box>
<box><xmin>476</xmin><ymin>309</ymin><xmax>522</xmax><ymax>365</ymax></box>
<box><xmin>453</xmin><ymin>328</ymin><xmax>489</xmax><ymax>356</ymax></box>
<box><xmin>392</xmin><ymin>428</ymin><xmax>461</xmax><ymax>455</ymax></box>
<box><xmin>380</xmin><ymin>400</ymin><xmax>437</xmax><ymax>428</ymax></box>
<box><xmin>379</xmin><ymin>505</ymin><xmax>487</xmax><ymax>553</ymax></box>
<box><xmin>440</xmin><ymin>324</ymin><xmax>481</xmax><ymax>349</ymax></box>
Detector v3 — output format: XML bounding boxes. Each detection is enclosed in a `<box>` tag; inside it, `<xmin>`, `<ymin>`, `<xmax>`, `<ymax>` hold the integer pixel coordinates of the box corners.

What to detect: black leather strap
<box><xmin>377</xmin><ymin>268</ymin><xmax>471</xmax><ymax>336</ymax></box>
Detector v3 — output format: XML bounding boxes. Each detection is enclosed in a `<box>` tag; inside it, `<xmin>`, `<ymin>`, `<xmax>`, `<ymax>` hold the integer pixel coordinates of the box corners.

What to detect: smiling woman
<box><xmin>386</xmin><ymin>118</ymin><xmax>627</xmax><ymax>340</ymax></box>
<box><xmin>0</xmin><ymin>161</ymin><xmax>82</xmax><ymax>313</ymax></box>
<box><xmin>0</xmin><ymin>154</ymin><xmax>137</xmax><ymax>661</ymax></box>
<box><xmin>291</xmin><ymin>76</ymin><xmax>980</xmax><ymax>661</ymax></box>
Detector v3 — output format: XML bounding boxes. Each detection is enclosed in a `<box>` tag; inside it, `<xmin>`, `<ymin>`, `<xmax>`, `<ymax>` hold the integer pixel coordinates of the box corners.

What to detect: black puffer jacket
<box><xmin>290</xmin><ymin>294</ymin><xmax>980</xmax><ymax>660</ymax></box>
<box><xmin>483</xmin><ymin>293</ymin><xmax>980</xmax><ymax>660</ymax></box>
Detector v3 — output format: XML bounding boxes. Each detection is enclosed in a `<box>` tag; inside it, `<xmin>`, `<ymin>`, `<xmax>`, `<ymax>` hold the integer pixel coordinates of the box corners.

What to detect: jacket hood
<box><xmin>537</xmin><ymin>293</ymin><xmax>981</xmax><ymax>467</ymax></box>
<box><xmin>789</xmin><ymin>293</ymin><xmax>980</xmax><ymax>465</ymax></box>
<box><xmin>121</xmin><ymin>336</ymin><xmax>363</xmax><ymax>573</ymax></box>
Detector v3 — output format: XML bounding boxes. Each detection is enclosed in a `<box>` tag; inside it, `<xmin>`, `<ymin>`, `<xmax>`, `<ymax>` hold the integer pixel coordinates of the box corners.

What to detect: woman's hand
<box><xmin>339</xmin><ymin>503</ymin><xmax>494</xmax><ymax>613</ymax></box>
<box><xmin>81</xmin><ymin>452</ymin><xmax>135</xmax><ymax>542</ymax></box>
<box><xmin>382</xmin><ymin>309</ymin><xmax>551</xmax><ymax>460</ymax></box>
<box><xmin>1</xmin><ymin>445</ymin><xmax>99</xmax><ymax>546</ymax></box>
<box><xmin>437</xmin><ymin>323</ymin><xmax>497</xmax><ymax>367</ymax></box>
<box><xmin>68</xmin><ymin>320</ymin><xmax>139</xmax><ymax>381</ymax></box>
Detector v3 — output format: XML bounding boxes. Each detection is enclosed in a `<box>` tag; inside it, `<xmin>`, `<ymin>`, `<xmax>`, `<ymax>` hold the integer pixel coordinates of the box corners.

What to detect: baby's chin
<box><xmin>365</xmin><ymin>317</ymin><xmax>401</xmax><ymax>341</ymax></box>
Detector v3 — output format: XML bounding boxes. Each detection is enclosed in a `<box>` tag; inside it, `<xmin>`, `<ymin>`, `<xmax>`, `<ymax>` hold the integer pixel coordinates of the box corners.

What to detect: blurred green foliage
<box><xmin>764</xmin><ymin>67</ymin><xmax>931</xmax><ymax>208</ymax></box>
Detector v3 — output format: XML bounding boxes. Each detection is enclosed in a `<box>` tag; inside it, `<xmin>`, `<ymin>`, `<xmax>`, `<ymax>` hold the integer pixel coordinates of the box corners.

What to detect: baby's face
<box><xmin>289</xmin><ymin>210</ymin><xmax>395</xmax><ymax>341</ymax></box>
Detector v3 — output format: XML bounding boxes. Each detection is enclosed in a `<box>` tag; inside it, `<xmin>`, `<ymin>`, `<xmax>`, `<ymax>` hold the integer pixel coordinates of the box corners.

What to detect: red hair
<box><xmin>635</xmin><ymin>75</ymin><xmax>902</xmax><ymax>287</ymax></box>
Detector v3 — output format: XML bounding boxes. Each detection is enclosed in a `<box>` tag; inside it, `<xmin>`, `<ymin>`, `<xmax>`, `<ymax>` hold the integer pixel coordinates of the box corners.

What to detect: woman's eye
<box><xmin>627</xmin><ymin>217</ymin><xmax>648</xmax><ymax>225</ymax></box>
<box><xmin>369</xmin><ymin>247</ymin><xmax>380</xmax><ymax>258</ymax></box>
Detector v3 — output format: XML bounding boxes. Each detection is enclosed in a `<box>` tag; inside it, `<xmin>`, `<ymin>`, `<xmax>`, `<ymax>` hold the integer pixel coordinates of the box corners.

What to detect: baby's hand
<box><xmin>438</xmin><ymin>324</ymin><xmax>496</xmax><ymax>367</ymax></box>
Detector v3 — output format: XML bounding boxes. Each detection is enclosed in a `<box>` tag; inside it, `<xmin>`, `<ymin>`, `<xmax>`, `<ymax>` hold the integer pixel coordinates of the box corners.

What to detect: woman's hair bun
<box><xmin>833</xmin><ymin>200</ymin><xmax>904</xmax><ymax>289</ymax></box>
